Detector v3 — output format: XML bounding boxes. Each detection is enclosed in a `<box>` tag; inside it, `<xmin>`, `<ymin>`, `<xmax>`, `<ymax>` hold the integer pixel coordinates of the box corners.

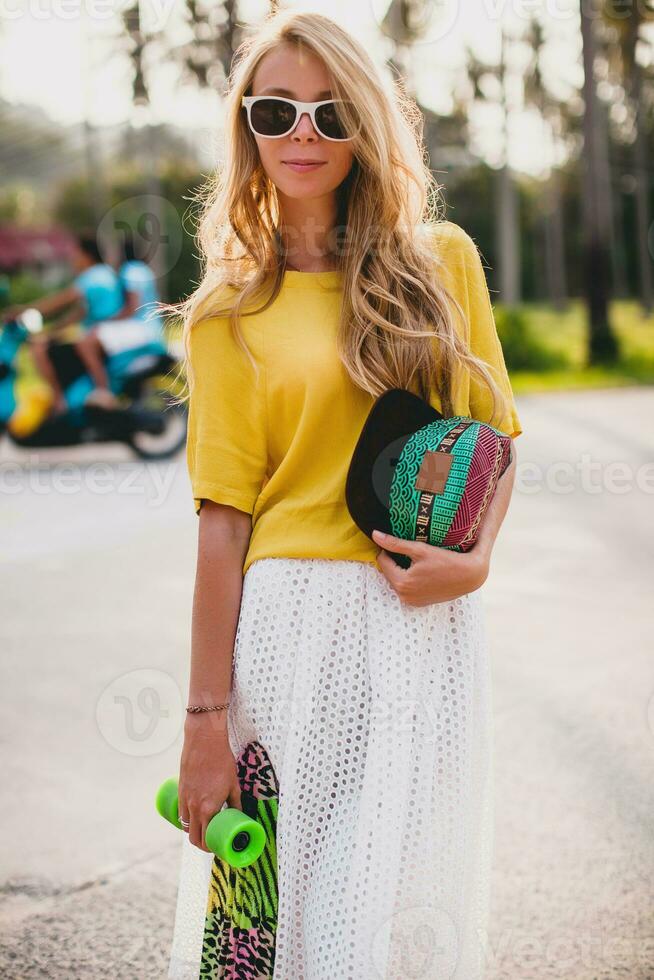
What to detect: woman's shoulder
<box><xmin>420</xmin><ymin>219</ymin><xmax>479</xmax><ymax>263</ymax></box>
<box><xmin>190</xmin><ymin>282</ymin><xmax>264</xmax><ymax>346</ymax></box>
<box><xmin>418</xmin><ymin>221</ymin><xmax>485</xmax><ymax>298</ymax></box>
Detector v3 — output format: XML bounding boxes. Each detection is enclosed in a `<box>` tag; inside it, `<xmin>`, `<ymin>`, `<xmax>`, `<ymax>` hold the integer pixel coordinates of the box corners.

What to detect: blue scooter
<box><xmin>0</xmin><ymin>309</ymin><xmax>187</xmax><ymax>460</ymax></box>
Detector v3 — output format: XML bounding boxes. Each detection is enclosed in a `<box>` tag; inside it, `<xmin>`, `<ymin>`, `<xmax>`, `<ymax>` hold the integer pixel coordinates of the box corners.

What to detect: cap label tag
<box><xmin>414</xmin><ymin>450</ymin><xmax>453</xmax><ymax>495</ymax></box>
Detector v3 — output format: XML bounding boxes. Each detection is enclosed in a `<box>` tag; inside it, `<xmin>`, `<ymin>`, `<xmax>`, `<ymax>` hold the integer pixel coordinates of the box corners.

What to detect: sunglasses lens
<box><xmin>249</xmin><ymin>98</ymin><xmax>296</xmax><ymax>136</ymax></box>
<box><xmin>315</xmin><ymin>101</ymin><xmax>356</xmax><ymax>140</ymax></box>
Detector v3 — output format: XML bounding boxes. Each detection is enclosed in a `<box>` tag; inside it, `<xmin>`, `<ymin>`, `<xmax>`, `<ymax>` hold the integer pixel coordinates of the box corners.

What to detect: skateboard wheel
<box><xmin>155</xmin><ymin>778</ymin><xmax>266</xmax><ymax>868</ymax></box>
<box><xmin>206</xmin><ymin>808</ymin><xmax>266</xmax><ymax>867</ymax></box>
<box><xmin>155</xmin><ymin>778</ymin><xmax>183</xmax><ymax>830</ymax></box>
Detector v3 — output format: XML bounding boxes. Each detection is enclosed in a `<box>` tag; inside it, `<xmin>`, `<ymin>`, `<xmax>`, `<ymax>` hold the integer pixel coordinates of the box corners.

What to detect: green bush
<box><xmin>494</xmin><ymin>305</ymin><xmax>569</xmax><ymax>371</ymax></box>
<box><xmin>1</xmin><ymin>271</ymin><xmax>53</xmax><ymax>309</ymax></box>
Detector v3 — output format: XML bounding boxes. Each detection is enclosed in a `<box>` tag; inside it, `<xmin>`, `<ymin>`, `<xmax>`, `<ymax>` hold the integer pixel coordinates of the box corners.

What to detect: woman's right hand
<box><xmin>178</xmin><ymin>716</ymin><xmax>243</xmax><ymax>853</ymax></box>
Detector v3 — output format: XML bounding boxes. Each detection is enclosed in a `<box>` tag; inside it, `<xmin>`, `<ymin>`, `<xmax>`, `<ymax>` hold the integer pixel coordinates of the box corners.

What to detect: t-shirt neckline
<box><xmin>282</xmin><ymin>268</ymin><xmax>343</xmax><ymax>288</ymax></box>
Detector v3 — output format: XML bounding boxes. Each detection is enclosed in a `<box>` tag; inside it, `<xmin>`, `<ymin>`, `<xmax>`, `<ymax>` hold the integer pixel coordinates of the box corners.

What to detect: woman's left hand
<box><xmin>371</xmin><ymin>529</ymin><xmax>489</xmax><ymax>607</ymax></box>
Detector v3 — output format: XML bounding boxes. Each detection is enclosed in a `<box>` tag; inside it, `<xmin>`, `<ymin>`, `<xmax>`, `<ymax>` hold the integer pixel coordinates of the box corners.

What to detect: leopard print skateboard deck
<box><xmin>199</xmin><ymin>740</ymin><xmax>279</xmax><ymax>979</ymax></box>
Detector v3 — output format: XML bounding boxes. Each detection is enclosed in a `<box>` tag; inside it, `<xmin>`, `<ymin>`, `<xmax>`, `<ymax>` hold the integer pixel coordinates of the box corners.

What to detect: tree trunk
<box><xmin>595</xmin><ymin>96</ymin><xmax>621</xmax><ymax>301</ymax></box>
<box><xmin>543</xmin><ymin>108</ymin><xmax>567</xmax><ymax>310</ymax></box>
<box><xmin>611</xmin><ymin>166</ymin><xmax>629</xmax><ymax>300</ymax></box>
<box><xmin>544</xmin><ymin>170</ymin><xmax>568</xmax><ymax>311</ymax></box>
<box><xmin>580</xmin><ymin>1</ymin><xmax>619</xmax><ymax>364</ymax></box>
<box><xmin>632</xmin><ymin>56</ymin><xmax>653</xmax><ymax>315</ymax></box>
<box><xmin>497</xmin><ymin>27</ymin><xmax>520</xmax><ymax>306</ymax></box>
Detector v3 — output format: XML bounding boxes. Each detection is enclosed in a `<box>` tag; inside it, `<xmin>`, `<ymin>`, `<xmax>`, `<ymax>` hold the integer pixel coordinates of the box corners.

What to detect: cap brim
<box><xmin>345</xmin><ymin>388</ymin><xmax>443</xmax><ymax>540</ymax></box>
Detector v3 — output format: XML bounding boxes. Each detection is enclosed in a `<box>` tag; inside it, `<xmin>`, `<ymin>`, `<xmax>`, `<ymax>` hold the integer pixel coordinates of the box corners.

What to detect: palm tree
<box><xmin>464</xmin><ymin>30</ymin><xmax>521</xmax><ymax>306</ymax></box>
<box><xmin>602</xmin><ymin>0</ymin><xmax>654</xmax><ymax>315</ymax></box>
<box><xmin>380</xmin><ymin>0</ymin><xmax>434</xmax><ymax>91</ymax></box>
<box><xmin>579</xmin><ymin>2</ymin><xmax>619</xmax><ymax>362</ymax></box>
<box><xmin>121</xmin><ymin>2</ymin><xmax>166</xmax><ymax>289</ymax></box>
<box><xmin>523</xmin><ymin>17</ymin><xmax>568</xmax><ymax>310</ymax></box>
<box><xmin>122</xmin><ymin>1</ymin><xmax>244</xmax><ymax>94</ymax></box>
<box><xmin>495</xmin><ymin>26</ymin><xmax>521</xmax><ymax>306</ymax></box>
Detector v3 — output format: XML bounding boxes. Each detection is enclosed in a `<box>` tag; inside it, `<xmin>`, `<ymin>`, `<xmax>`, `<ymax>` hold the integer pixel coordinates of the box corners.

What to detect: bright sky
<box><xmin>0</xmin><ymin>0</ymin><xmax>582</xmax><ymax>177</ymax></box>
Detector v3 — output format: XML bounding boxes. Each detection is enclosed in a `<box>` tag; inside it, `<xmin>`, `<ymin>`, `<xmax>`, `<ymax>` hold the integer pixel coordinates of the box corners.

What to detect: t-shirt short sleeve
<box><xmin>186</xmin><ymin>316</ymin><xmax>267</xmax><ymax>516</ymax></box>
<box><xmin>119</xmin><ymin>261</ymin><xmax>162</xmax><ymax>326</ymax></box>
<box><xmin>457</xmin><ymin>229</ymin><xmax>523</xmax><ymax>439</ymax></box>
<box><xmin>73</xmin><ymin>264</ymin><xmax>123</xmax><ymax>329</ymax></box>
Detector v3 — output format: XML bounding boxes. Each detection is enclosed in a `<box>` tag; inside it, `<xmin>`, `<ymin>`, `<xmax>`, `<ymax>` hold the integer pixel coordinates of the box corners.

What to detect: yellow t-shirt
<box><xmin>186</xmin><ymin>221</ymin><xmax>523</xmax><ymax>575</ymax></box>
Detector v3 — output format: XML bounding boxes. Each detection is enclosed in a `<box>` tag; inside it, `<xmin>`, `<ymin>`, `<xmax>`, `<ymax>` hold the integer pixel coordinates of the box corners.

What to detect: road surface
<box><xmin>0</xmin><ymin>386</ymin><xmax>652</xmax><ymax>978</ymax></box>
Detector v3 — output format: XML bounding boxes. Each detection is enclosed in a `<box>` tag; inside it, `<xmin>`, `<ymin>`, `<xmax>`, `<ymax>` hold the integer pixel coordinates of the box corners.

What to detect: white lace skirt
<box><xmin>167</xmin><ymin>556</ymin><xmax>494</xmax><ymax>980</ymax></box>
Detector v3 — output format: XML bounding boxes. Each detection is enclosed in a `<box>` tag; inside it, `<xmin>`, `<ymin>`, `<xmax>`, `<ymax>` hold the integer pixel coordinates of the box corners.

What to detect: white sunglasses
<box><xmin>241</xmin><ymin>95</ymin><xmax>359</xmax><ymax>142</ymax></box>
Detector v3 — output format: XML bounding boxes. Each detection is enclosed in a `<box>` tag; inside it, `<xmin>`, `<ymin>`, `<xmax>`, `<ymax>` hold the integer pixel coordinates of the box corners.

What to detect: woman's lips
<box><xmin>282</xmin><ymin>161</ymin><xmax>326</xmax><ymax>173</ymax></box>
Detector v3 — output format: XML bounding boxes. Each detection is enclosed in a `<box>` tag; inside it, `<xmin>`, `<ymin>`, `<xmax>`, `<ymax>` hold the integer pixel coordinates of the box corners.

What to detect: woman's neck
<box><xmin>285</xmin><ymin>258</ymin><xmax>339</xmax><ymax>272</ymax></box>
<box><xmin>278</xmin><ymin>192</ymin><xmax>339</xmax><ymax>272</ymax></box>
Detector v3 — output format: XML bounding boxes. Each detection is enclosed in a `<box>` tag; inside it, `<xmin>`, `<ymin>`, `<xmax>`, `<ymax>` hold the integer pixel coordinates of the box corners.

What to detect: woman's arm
<box><xmin>103</xmin><ymin>290</ymin><xmax>141</xmax><ymax>321</ymax></box>
<box><xmin>48</xmin><ymin>300</ymin><xmax>88</xmax><ymax>333</ymax></box>
<box><xmin>2</xmin><ymin>285</ymin><xmax>81</xmax><ymax>322</ymax></box>
<box><xmin>468</xmin><ymin>441</ymin><xmax>517</xmax><ymax>571</ymax></box>
<box><xmin>185</xmin><ymin>500</ymin><xmax>252</xmax><ymax>736</ymax></box>
<box><xmin>178</xmin><ymin>500</ymin><xmax>252</xmax><ymax>851</ymax></box>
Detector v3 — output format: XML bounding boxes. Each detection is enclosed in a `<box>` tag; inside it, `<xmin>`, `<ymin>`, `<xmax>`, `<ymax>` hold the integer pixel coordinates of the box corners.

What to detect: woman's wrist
<box><xmin>185</xmin><ymin>687</ymin><xmax>232</xmax><ymax>710</ymax></box>
<box><xmin>184</xmin><ymin>692</ymin><xmax>232</xmax><ymax>736</ymax></box>
<box><xmin>184</xmin><ymin>709</ymin><xmax>231</xmax><ymax>738</ymax></box>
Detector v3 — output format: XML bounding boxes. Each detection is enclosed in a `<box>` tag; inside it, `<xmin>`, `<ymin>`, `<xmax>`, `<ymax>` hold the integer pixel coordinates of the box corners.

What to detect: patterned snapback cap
<box><xmin>345</xmin><ymin>388</ymin><xmax>513</xmax><ymax>569</ymax></box>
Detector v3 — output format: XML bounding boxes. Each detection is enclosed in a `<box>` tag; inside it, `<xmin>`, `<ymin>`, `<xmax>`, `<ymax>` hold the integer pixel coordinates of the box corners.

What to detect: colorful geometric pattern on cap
<box><xmin>389</xmin><ymin>416</ymin><xmax>512</xmax><ymax>552</ymax></box>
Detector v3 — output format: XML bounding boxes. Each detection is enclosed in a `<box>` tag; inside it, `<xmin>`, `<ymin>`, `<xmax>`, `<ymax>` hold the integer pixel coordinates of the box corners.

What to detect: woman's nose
<box><xmin>292</xmin><ymin>112</ymin><xmax>318</xmax><ymax>140</ymax></box>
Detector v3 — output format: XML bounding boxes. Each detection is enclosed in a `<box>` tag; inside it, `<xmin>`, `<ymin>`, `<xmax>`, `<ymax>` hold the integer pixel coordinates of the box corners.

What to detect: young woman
<box><xmin>166</xmin><ymin>10</ymin><xmax>522</xmax><ymax>980</ymax></box>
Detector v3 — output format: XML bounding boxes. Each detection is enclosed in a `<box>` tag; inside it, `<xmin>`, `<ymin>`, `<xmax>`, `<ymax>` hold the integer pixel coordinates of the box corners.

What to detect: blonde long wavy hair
<box><xmin>162</xmin><ymin>9</ymin><xmax>510</xmax><ymax>424</ymax></box>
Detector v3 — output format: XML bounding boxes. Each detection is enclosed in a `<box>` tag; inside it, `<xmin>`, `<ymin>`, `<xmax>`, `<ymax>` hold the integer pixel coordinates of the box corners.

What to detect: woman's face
<box><xmin>248</xmin><ymin>42</ymin><xmax>355</xmax><ymax>204</ymax></box>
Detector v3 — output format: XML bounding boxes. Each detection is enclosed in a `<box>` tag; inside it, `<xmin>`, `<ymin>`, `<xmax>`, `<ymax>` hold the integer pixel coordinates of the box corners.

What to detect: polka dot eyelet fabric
<box><xmin>168</xmin><ymin>557</ymin><xmax>493</xmax><ymax>980</ymax></box>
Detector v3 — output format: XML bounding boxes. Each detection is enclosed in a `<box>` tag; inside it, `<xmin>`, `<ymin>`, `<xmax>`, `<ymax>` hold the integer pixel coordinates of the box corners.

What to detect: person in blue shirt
<box><xmin>2</xmin><ymin>230</ymin><xmax>167</xmax><ymax>416</ymax></box>
<box><xmin>74</xmin><ymin>252</ymin><xmax>124</xmax><ymax>329</ymax></box>
<box><xmin>1</xmin><ymin>232</ymin><xmax>124</xmax><ymax>412</ymax></box>
<box><xmin>77</xmin><ymin>231</ymin><xmax>168</xmax><ymax>384</ymax></box>
<box><xmin>117</xmin><ymin>232</ymin><xmax>164</xmax><ymax>334</ymax></box>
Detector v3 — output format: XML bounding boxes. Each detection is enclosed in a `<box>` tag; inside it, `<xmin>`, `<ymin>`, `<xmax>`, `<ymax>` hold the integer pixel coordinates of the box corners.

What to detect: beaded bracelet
<box><xmin>186</xmin><ymin>701</ymin><xmax>231</xmax><ymax>713</ymax></box>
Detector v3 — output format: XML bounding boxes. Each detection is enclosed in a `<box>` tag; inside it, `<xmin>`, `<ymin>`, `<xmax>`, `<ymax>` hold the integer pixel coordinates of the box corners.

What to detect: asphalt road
<box><xmin>1</xmin><ymin>386</ymin><xmax>652</xmax><ymax>979</ymax></box>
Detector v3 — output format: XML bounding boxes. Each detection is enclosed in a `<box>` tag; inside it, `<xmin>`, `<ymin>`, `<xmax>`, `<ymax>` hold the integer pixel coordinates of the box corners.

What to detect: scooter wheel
<box><xmin>128</xmin><ymin>402</ymin><xmax>188</xmax><ymax>460</ymax></box>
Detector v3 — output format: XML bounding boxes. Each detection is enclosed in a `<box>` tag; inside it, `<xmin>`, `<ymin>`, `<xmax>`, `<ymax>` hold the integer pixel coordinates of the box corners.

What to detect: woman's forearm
<box><xmin>106</xmin><ymin>291</ymin><xmax>140</xmax><ymax>321</ymax></box>
<box><xmin>473</xmin><ymin>443</ymin><xmax>518</xmax><ymax>566</ymax></box>
<box><xmin>186</xmin><ymin>502</ymin><xmax>252</xmax><ymax>737</ymax></box>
